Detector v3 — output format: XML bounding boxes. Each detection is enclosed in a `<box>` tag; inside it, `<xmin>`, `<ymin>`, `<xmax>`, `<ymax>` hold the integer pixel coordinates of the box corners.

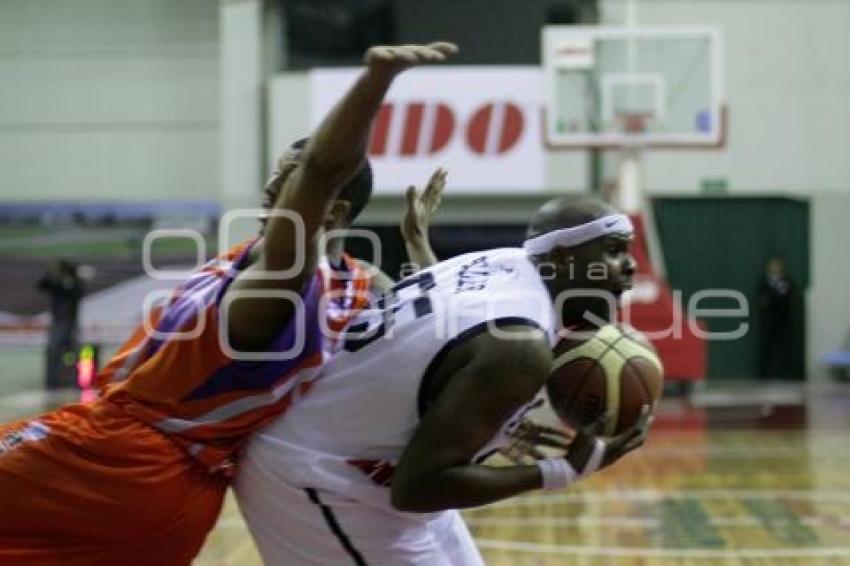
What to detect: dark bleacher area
<box><xmin>0</xmin><ymin>202</ymin><xmax>220</xmax><ymax>319</ymax></box>
<box><xmin>0</xmin><ymin>257</ymin><xmax>198</xmax><ymax>318</ymax></box>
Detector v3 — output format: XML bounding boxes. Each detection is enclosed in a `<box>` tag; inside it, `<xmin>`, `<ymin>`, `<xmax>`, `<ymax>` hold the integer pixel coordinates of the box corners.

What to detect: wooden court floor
<box><xmin>197</xmin><ymin>392</ymin><xmax>850</xmax><ymax>565</ymax></box>
<box><xmin>1</xmin><ymin>385</ymin><xmax>848</xmax><ymax>565</ymax></box>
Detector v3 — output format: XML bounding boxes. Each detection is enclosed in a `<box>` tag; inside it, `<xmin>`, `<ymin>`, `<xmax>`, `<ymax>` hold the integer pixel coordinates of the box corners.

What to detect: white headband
<box><xmin>523</xmin><ymin>214</ymin><xmax>634</xmax><ymax>255</ymax></box>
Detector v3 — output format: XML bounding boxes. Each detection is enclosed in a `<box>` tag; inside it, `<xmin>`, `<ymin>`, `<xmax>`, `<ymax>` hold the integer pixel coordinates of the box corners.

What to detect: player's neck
<box><xmin>560</xmin><ymin>301</ymin><xmax>614</xmax><ymax>329</ymax></box>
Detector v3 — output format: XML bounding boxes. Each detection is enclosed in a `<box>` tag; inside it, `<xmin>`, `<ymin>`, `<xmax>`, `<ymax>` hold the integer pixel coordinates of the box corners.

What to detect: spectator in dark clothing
<box><xmin>758</xmin><ymin>257</ymin><xmax>794</xmax><ymax>379</ymax></box>
<box><xmin>37</xmin><ymin>260</ymin><xmax>84</xmax><ymax>388</ymax></box>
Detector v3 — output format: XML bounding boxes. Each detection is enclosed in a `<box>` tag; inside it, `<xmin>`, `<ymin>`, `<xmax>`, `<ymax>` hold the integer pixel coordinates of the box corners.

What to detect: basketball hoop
<box><xmin>542</xmin><ymin>26</ymin><xmax>725</xmax><ymax>148</ymax></box>
<box><xmin>617</xmin><ymin>112</ymin><xmax>652</xmax><ymax>134</ymax></box>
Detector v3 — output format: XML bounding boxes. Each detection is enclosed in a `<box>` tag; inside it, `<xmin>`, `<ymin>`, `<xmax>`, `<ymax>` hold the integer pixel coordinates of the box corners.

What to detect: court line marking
<box><xmin>474</xmin><ymin>539</ymin><xmax>850</xmax><ymax>559</ymax></box>
<box><xmin>216</xmin><ymin>507</ymin><xmax>850</xmax><ymax>531</ymax></box>
<box><xmin>466</xmin><ymin>515</ymin><xmax>850</xmax><ymax>529</ymax></box>
<box><xmin>213</xmin><ymin>496</ymin><xmax>850</xmax><ymax>558</ymax></box>
<box><xmin>210</xmin><ymin>517</ymin><xmax>850</xmax><ymax>560</ymax></box>
<box><xmin>465</xmin><ymin>515</ymin><xmax>850</xmax><ymax>528</ymax></box>
<box><xmin>643</xmin><ymin>447</ymin><xmax>850</xmax><ymax>458</ymax></box>
<box><xmin>481</xmin><ymin>489</ymin><xmax>850</xmax><ymax>509</ymax></box>
<box><xmin>214</xmin><ymin>512</ymin><xmax>850</xmax><ymax>555</ymax></box>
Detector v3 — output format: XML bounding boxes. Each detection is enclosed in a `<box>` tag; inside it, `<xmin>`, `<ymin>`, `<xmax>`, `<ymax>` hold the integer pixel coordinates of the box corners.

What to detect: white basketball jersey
<box><xmin>240</xmin><ymin>247</ymin><xmax>557</xmax><ymax>511</ymax></box>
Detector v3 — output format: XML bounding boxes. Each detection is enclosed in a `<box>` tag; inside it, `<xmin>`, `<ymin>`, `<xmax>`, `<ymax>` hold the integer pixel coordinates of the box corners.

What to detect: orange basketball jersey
<box><xmin>97</xmin><ymin>240</ymin><xmax>372</xmax><ymax>471</ymax></box>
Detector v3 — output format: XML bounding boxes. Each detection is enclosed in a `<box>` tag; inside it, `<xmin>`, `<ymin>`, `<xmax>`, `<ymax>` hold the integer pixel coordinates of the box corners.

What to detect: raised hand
<box><xmin>365</xmin><ymin>42</ymin><xmax>459</xmax><ymax>75</ymax></box>
<box><xmin>401</xmin><ymin>168</ymin><xmax>447</xmax><ymax>244</ymax></box>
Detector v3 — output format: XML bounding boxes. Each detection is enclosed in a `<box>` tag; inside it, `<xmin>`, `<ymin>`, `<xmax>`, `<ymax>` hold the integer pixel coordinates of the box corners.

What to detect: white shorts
<box><xmin>234</xmin><ymin>461</ymin><xmax>484</xmax><ymax>566</ymax></box>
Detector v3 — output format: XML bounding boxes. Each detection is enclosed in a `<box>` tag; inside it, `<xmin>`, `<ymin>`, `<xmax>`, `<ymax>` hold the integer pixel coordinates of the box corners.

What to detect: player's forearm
<box><xmin>263</xmin><ymin>68</ymin><xmax>395</xmax><ymax>271</ymax></box>
<box><xmin>294</xmin><ymin>68</ymin><xmax>395</xmax><ymax>201</ymax></box>
<box><xmin>391</xmin><ymin>464</ymin><xmax>542</xmax><ymax>513</ymax></box>
<box><xmin>404</xmin><ymin>237</ymin><xmax>438</xmax><ymax>270</ymax></box>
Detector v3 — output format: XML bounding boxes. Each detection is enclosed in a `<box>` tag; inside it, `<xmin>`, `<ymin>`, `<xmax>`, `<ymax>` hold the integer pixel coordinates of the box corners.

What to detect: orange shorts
<box><xmin>0</xmin><ymin>401</ymin><xmax>227</xmax><ymax>566</ymax></box>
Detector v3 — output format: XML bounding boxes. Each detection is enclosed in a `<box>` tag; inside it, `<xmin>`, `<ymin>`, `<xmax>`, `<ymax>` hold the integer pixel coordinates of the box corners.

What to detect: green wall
<box><xmin>653</xmin><ymin>196</ymin><xmax>810</xmax><ymax>380</ymax></box>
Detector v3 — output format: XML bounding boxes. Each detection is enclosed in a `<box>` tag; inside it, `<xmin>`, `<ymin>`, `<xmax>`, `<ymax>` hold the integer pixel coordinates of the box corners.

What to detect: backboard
<box><xmin>542</xmin><ymin>26</ymin><xmax>725</xmax><ymax>148</ymax></box>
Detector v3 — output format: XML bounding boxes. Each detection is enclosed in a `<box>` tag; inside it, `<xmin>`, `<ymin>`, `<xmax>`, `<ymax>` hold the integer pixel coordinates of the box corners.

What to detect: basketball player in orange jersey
<box><xmin>0</xmin><ymin>41</ymin><xmax>458</xmax><ymax>565</ymax></box>
<box><xmin>93</xmin><ymin>139</ymin><xmax>379</xmax><ymax>394</ymax></box>
<box><xmin>96</xmin><ymin>149</ymin><xmax>447</xmax><ymax>397</ymax></box>
<box><xmin>234</xmin><ymin>195</ymin><xmax>654</xmax><ymax>564</ymax></box>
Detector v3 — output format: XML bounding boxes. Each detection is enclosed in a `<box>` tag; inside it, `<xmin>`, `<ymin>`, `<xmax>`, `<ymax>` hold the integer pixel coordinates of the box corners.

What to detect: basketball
<box><xmin>546</xmin><ymin>324</ymin><xmax>664</xmax><ymax>436</ymax></box>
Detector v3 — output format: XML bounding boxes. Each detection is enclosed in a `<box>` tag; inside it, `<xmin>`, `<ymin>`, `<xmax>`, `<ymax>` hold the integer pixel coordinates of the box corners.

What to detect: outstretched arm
<box><xmin>226</xmin><ymin>43</ymin><xmax>458</xmax><ymax>352</ymax></box>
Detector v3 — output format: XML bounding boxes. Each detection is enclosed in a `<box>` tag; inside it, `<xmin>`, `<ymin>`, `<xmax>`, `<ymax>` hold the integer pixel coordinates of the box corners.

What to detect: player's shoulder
<box><xmin>432</xmin><ymin>247</ymin><xmax>534</xmax><ymax>278</ymax></box>
<box><xmin>437</xmin><ymin>247</ymin><xmax>543</xmax><ymax>295</ymax></box>
<box><xmin>437</xmin><ymin>246</ymin><xmax>529</xmax><ymax>266</ymax></box>
<box><xmin>467</xmin><ymin>320</ymin><xmax>552</xmax><ymax>364</ymax></box>
<box><xmin>429</xmin><ymin>247</ymin><xmax>556</xmax><ymax>341</ymax></box>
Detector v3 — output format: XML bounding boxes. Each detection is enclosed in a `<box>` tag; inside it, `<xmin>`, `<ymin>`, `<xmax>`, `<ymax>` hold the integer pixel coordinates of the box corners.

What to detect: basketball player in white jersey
<box><xmin>234</xmin><ymin>189</ymin><xmax>652</xmax><ymax>564</ymax></box>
